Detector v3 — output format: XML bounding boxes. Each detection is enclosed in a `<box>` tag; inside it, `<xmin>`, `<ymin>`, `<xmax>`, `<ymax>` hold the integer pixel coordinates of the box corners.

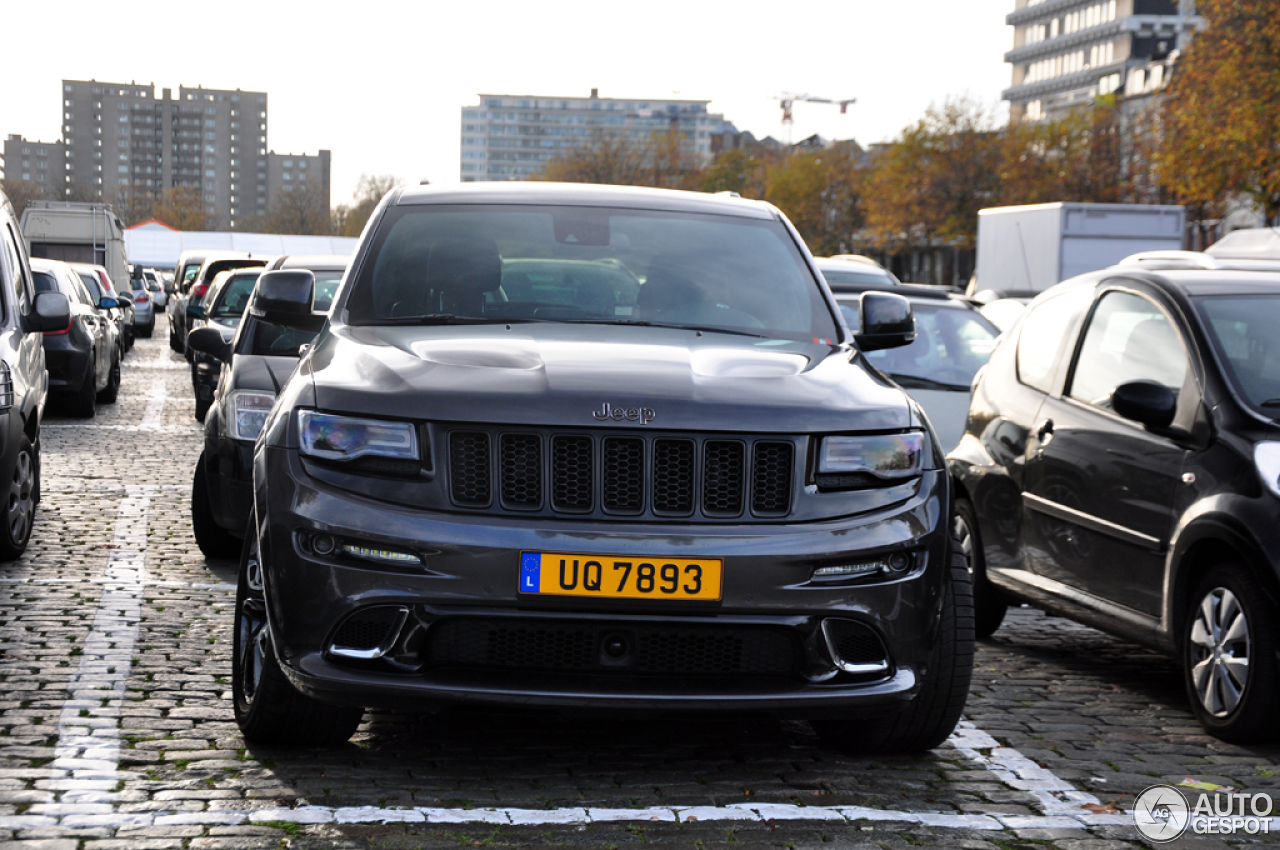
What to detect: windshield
<box><xmin>840</xmin><ymin>301</ymin><xmax>999</xmax><ymax>390</ymax></box>
<box><xmin>33</xmin><ymin>272</ymin><xmax>59</xmax><ymax>294</ymax></box>
<box><xmin>211</xmin><ymin>272</ymin><xmax>260</xmax><ymax>319</ymax></box>
<box><xmin>1195</xmin><ymin>295</ymin><xmax>1280</xmax><ymax>416</ymax></box>
<box><xmin>344</xmin><ymin>205</ymin><xmax>838</xmax><ymax>342</ymax></box>
<box><xmin>249</xmin><ymin>271</ymin><xmax>344</xmax><ymax>357</ymax></box>
<box><xmin>822</xmin><ymin>268</ymin><xmax>897</xmax><ymax>286</ymax></box>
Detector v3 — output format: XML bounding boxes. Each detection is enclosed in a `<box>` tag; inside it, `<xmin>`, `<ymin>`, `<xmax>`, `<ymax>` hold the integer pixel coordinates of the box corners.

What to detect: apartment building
<box><xmin>5</xmin><ymin>80</ymin><xmax>329</xmax><ymax>230</ymax></box>
<box><xmin>1004</xmin><ymin>0</ymin><xmax>1201</xmax><ymax>121</ymax></box>
<box><xmin>460</xmin><ymin>89</ymin><xmax>732</xmax><ymax>181</ymax></box>
<box><xmin>2</xmin><ymin>137</ymin><xmax>66</xmax><ymax>199</ymax></box>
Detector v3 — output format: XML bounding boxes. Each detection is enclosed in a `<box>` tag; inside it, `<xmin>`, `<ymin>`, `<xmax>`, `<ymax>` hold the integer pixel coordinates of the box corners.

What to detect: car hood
<box><xmin>304</xmin><ymin>324</ymin><xmax>911</xmax><ymax>433</ymax></box>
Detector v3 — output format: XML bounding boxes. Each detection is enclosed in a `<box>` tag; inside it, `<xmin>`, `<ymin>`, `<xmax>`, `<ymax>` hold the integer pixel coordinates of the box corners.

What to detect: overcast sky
<box><xmin>1</xmin><ymin>0</ymin><xmax>1014</xmax><ymax>206</ymax></box>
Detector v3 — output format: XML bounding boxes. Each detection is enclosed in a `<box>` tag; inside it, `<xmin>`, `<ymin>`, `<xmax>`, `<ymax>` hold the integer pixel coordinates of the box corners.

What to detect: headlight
<box><xmin>1254</xmin><ymin>442</ymin><xmax>1280</xmax><ymax>498</ymax></box>
<box><xmin>228</xmin><ymin>391</ymin><xmax>276</xmax><ymax>442</ymax></box>
<box><xmin>818</xmin><ymin>433</ymin><xmax>924</xmax><ymax>480</ymax></box>
<box><xmin>298</xmin><ymin>411</ymin><xmax>419</xmax><ymax>462</ymax></box>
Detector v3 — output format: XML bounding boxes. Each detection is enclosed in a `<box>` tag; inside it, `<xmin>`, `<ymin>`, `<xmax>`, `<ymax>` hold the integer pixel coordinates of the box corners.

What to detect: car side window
<box><xmin>1068</xmin><ymin>290</ymin><xmax>1188</xmax><ymax>410</ymax></box>
<box><xmin>1015</xmin><ymin>288</ymin><xmax>1091</xmax><ymax>393</ymax></box>
<box><xmin>1</xmin><ymin>223</ymin><xmax>27</xmax><ymax>318</ymax></box>
<box><xmin>68</xmin><ymin>273</ymin><xmax>95</xmax><ymax>308</ymax></box>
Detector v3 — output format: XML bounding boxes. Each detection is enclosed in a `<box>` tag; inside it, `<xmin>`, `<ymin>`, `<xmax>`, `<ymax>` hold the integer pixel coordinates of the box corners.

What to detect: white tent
<box><xmin>124</xmin><ymin>229</ymin><xmax>358</xmax><ymax>269</ymax></box>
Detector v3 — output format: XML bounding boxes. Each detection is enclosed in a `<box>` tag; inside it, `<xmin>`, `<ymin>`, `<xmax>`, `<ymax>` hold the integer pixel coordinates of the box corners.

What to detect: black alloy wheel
<box><xmin>232</xmin><ymin>510</ymin><xmax>364</xmax><ymax>745</ymax></box>
<box><xmin>0</xmin><ymin>436</ymin><xmax>36</xmax><ymax>560</ymax></box>
<box><xmin>954</xmin><ymin>498</ymin><xmax>1007</xmax><ymax>638</ymax></box>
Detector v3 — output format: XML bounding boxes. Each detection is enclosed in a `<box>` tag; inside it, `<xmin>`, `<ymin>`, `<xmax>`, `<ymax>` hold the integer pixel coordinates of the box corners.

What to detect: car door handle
<box><xmin>1035</xmin><ymin>418</ymin><xmax>1054</xmax><ymax>447</ymax></box>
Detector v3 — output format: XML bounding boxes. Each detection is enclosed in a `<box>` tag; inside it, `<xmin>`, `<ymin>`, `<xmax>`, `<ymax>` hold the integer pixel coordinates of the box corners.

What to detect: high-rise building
<box><xmin>1003</xmin><ymin>1</ymin><xmax>1201</xmax><ymax>122</ymax></box>
<box><xmin>2</xmin><ymin>136</ymin><xmax>66</xmax><ymax>199</ymax></box>
<box><xmin>460</xmin><ymin>89</ymin><xmax>733</xmax><ymax>181</ymax></box>
<box><xmin>4</xmin><ymin>80</ymin><xmax>329</xmax><ymax>230</ymax></box>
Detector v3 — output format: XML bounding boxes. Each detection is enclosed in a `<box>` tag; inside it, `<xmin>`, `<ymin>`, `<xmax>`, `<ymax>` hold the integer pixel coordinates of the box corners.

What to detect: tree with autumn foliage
<box><xmin>1157</xmin><ymin>0</ymin><xmax>1280</xmax><ymax>222</ymax></box>
<box><xmin>764</xmin><ymin>146</ymin><xmax>865</xmax><ymax>256</ymax></box>
<box><xmin>862</xmin><ymin>96</ymin><xmax>1005</xmax><ymax>251</ymax></box>
<box><xmin>540</xmin><ymin>129</ymin><xmax>702</xmax><ymax>189</ymax></box>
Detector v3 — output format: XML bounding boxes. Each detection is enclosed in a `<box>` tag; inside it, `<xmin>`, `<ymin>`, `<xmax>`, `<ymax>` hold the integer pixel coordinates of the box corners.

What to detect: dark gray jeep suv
<box><xmin>235</xmin><ymin>183</ymin><xmax>973</xmax><ymax>751</ymax></box>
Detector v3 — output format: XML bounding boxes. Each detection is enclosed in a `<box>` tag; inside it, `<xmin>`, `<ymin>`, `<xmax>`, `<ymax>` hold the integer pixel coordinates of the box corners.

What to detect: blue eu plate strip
<box><xmin>520</xmin><ymin>552</ymin><xmax>542</xmax><ymax>594</ymax></box>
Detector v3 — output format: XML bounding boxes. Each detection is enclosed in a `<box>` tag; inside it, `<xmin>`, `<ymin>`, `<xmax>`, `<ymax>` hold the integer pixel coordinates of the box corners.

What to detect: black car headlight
<box><xmin>816</xmin><ymin>433</ymin><xmax>924</xmax><ymax>490</ymax></box>
<box><xmin>298</xmin><ymin>411</ymin><xmax>419</xmax><ymax>464</ymax></box>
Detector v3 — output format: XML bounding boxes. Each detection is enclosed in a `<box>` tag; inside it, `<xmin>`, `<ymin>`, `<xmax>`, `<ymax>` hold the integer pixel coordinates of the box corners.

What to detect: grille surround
<box><xmin>445</xmin><ymin>427</ymin><xmax>798</xmax><ymax>521</ymax></box>
<box><xmin>426</xmin><ymin>617</ymin><xmax>799</xmax><ymax>677</ymax></box>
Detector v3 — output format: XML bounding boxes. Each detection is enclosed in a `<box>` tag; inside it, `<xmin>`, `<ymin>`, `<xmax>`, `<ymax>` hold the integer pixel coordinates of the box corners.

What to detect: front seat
<box><xmin>427</xmin><ymin>237</ymin><xmax>503</xmax><ymax>316</ymax></box>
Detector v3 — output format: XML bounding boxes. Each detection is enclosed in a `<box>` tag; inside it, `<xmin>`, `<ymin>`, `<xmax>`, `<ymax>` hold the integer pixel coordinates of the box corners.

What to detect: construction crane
<box><xmin>777</xmin><ymin>93</ymin><xmax>856</xmax><ymax>141</ymax></box>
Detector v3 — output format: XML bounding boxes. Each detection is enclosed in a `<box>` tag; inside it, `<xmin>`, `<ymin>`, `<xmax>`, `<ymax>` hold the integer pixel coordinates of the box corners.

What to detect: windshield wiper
<box><xmin>1260</xmin><ymin>399</ymin><xmax>1280</xmax><ymax>408</ymax></box>
<box><xmin>564</xmin><ymin>319</ymin><xmax>769</xmax><ymax>339</ymax></box>
<box><xmin>887</xmin><ymin>373</ymin><xmax>969</xmax><ymax>392</ymax></box>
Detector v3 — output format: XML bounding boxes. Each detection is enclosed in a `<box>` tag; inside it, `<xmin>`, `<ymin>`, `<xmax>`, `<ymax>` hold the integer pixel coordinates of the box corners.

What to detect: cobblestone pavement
<box><xmin>1</xmin><ymin>315</ymin><xmax>1278</xmax><ymax>850</ymax></box>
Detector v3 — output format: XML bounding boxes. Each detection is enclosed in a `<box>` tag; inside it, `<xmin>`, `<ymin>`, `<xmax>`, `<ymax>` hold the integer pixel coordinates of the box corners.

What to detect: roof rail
<box><xmin>1116</xmin><ymin>250</ymin><xmax>1220</xmax><ymax>271</ymax></box>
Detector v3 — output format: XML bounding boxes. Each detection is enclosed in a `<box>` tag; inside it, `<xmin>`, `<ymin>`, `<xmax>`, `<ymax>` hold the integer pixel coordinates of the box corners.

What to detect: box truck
<box><xmin>974</xmin><ymin>202</ymin><xmax>1185</xmax><ymax>295</ymax></box>
<box><xmin>19</xmin><ymin>201</ymin><xmax>130</xmax><ymax>292</ymax></box>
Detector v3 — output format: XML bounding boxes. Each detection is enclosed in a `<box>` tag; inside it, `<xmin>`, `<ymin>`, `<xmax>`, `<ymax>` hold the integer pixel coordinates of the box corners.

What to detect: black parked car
<box><xmin>230</xmin><ymin>183</ymin><xmax>974</xmax><ymax>751</ymax></box>
<box><xmin>30</xmin><ymin>259</ymin><xmax>119</xmax><ymax>416</ymax></box>
<box><xmin>171</xmin><ymin>252</ymin><xmax>267</xmax><ymax>358</ymax></box>
<box><xmin>189</xmin><ymin>268</ymin><xmax>260</xmax><ymax>421</ymax></box>
<box><xmin>188</xmin><ymin>255</ymin><xmax>347</xmax><ymax>557</ymax></box>
<box><xmin>950</xmin><ymin>266</ymin><xmax>1280</xmax><ymax>743</ymax></box>
<box><xmin>0</xmin><ymin>189</ymin><xmax>71</xmax><ymax>559</ymax></box>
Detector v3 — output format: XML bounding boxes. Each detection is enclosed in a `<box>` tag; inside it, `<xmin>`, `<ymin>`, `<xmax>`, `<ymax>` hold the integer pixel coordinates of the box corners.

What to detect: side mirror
<box><xmin>187</xmin><ymin>303</ymin><xmax>206</xmax><ymax>319</ymax></box>
<box><xmin>1111</xmin><ymin>380</ymin><xmax>1176</xmax><ymax>430</ymax></box>
<box><xmin>250</xmin><ymin>270</ymin><xmax>323</xmax><ymax>332</ymax></box>
<box><xmin>31</xmin><ymin>291</ymin><xmax>72</xmax><ymax>333</ymax></box>
<box><xmin>854</xmin><ymin>292</ymin><xmax>916</xmax><ymax>352</ymax></box>
<box><xmin>187</xmin><ymin>326</ymin><xmax>233</xmax><ymax>362</ymax></box>
<box><xmin>98</xmin><ymin>297</ymin><xmax>120</xmax><ymax>310</ymax></box>
<box><xmin>114</xmin><ymin>292</ymin><xmax>132</xmax><ymax>307</ymax></box>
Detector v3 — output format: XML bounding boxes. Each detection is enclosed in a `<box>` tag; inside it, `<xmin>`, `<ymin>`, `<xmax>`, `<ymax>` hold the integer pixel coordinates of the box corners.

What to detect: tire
<box><xmin>97</xmin><ymin>353</ymin><xmax>120</xmax><ymax>404</ymax></box>
<box><xmin>0</xmin><ymin>436</ymin><xmax>37</xmax><ymax>560</ymax></box>
<box><xmin>170</xmin><ymin>316</ymin><xmax>182</xmax><ymax>351</ymax></box>
<box><xmin>232</xmin><ymin>510</ymin><xmax>364</xmax><ymax>745</ymax></box>
<box><xmin>194</xmin><ymin>397</ymin><xmax>211</xmax><ymax>423</ymax></box>
<box><xmin>192</xmin><ymin>453</ymin><xmax>242</xmax><ymax>559</ymax></box>
<box><xmin>1181</xmin><ymin>566</ymin><xmax>1280</xmax><ymax>743</ymax></box>
<box><xmin>71</xmin><ymin>355</ymin><xmax>97</xmax><ymax>418</ymax></box>
<box><xmin>955</xmin><ymin>498</ymin><xmax>1007</xmax><ymax>638</ymax></box>
<box><xmin>141</xmin><ymin>319</ymin><xmax>154</xmax><ymax>338</ymax></box>
<box><xmin>812</xmin><ymin>526</ymin><xmax>975</xmax><ymax>754</ymax></box>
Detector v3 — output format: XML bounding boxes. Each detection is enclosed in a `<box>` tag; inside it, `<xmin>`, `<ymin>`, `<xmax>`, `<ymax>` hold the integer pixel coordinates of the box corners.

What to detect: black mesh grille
<box><xmin>652</xmin><ymin>439</ymin><xmax>695</xmax><ymax>515</ymax></box>
<box><xmin>551</xmin><ymin>436</ymin><xmax>593</xmax><ymax>512</ymax></box>
<box><xmin>602</xmin><ymin>438</ymin><xmax>644</xmax><ymax>514</ymax></box>
<box><xmin>449</xmin><ymin>431</ymin><xmax>491</xmax><ymax>507</ymax></box>
<box><xmin>331</xmin><ymin>607</ymin><xmax>403</xmax><ymax>651</ymax></box>
<box><xmin>825</xmin><ymin>619</ymin><xmax>887</xmax><ymax>667</ymax></box>
<box><xmin>426</xmin><ymin>618</ymin><xmax>797</xmax><ymax>677</ymax></box>
<box><xmin>500</xmin><ymin>434</ymin><xmax>542</xmax><ymax>510</ymax></box>
<box><xmin>702</xmin><ymin>440</ymin><xmax>745</xmax><ymax>516</ymax></box>
<box><xmin>751</xmin><ymin>442</ymin><xmax>794</xmax><ymax>516</ymax></box>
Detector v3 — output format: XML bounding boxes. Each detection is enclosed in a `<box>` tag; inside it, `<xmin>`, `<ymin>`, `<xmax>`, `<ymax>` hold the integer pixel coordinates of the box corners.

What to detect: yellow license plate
<box><xmin>519</xmin><ymin>551</ymin><xmax>722</xmax><ymax>601</ymax></box>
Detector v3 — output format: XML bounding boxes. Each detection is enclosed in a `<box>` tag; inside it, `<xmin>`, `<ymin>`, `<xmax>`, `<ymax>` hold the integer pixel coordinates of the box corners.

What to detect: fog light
<box><xmin>340</xmin><ymin>544</ymin><xmax>421</xmax><ymax>566</ymax></box>
<box><xmin>311</xmin><ymin>534</ymin><xmax>337</xmax><ymax>555</ymax></box>
<box><xmin>888</xmin><ymin>552</ymin><xmax>911</xmax><ymax>572</ymax></box>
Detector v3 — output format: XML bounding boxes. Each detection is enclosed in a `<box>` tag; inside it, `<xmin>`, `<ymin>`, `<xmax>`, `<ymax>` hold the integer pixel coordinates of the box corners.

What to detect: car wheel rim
<box><xmin>237</xmin><ymin>539</ymin><xmax>268</xmax><ymax>706</ymax></box>
<box><xmin>1189</xmin><ymin>587</ymin><xmax>1250</xmax><ymax>718</ymax></box>
<box><xmin>952</xmin><ymin>514</ymin><xmax>974</xmax><ymax>577</ymax></box>
<box><xmin>8</xmin><ymin>450</ymin><xmax>33</xmax><ymax>545</ymax></box>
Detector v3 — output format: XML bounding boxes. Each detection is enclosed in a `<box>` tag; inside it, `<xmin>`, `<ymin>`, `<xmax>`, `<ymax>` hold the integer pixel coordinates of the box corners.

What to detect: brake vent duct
<box><xmin>821</xmin><ymin>618</ymin><xmax>890</xmax><ymax>678</ymax></box>
<box><xmin>328</xmin><ymin>606</ymin><xmax>409</xmax><ymax>660</ymax></box>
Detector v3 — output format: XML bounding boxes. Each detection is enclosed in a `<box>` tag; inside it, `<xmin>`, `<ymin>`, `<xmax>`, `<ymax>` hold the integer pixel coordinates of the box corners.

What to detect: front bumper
<box><xmin>255</xmin><ymin>445</ymin><xmax>951</xmax><ymax>716</ymax></box>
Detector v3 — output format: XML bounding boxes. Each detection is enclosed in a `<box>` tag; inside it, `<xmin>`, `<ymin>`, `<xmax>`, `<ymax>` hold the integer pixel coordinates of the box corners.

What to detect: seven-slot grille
<box><xmin>447</xmin><ymin>429</ymin><xmax>794</xmax><ymax>520</ymax></box>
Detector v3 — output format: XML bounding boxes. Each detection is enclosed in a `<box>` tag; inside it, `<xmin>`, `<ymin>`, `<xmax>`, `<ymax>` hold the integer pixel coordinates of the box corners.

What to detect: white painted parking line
<box><xmin>139</xmin><ymin>378</ymin><xmax>167</xmax><ymax>430</ymax></box>
<box><xmin>949</xmin><ymin>721</ymin><xmax>1103</xmax><ymax>814</ymax></box>
<box><xmin>32</xmin><ymin>485</ymin><xmax>154</xmax><ymax>811</ymax></box>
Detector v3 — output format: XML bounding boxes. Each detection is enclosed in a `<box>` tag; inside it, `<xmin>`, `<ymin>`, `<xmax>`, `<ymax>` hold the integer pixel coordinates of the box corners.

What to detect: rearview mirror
<box><xmin>250</xmin><ymin>270</ymin><xmax>323</xmax><ymax>332</ymax></box>
<box><xmin>30</xmin><ymin>291</ymin><xmax>71</xmax><ymax>333</ymax></box>
<box><xmin>1111</xmin><ymin>380</ymin><xmax>1176</xmax><ymax>430</ymax></box>
<box><xmin>187</xmin><ymin>326</ymin><xmax>233</xmax><ymax>362</ymax></box>
<box><xmin>854</xmin><ymin>292</ymin><xmax>916</xmax><ymax>352</ymax></box>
